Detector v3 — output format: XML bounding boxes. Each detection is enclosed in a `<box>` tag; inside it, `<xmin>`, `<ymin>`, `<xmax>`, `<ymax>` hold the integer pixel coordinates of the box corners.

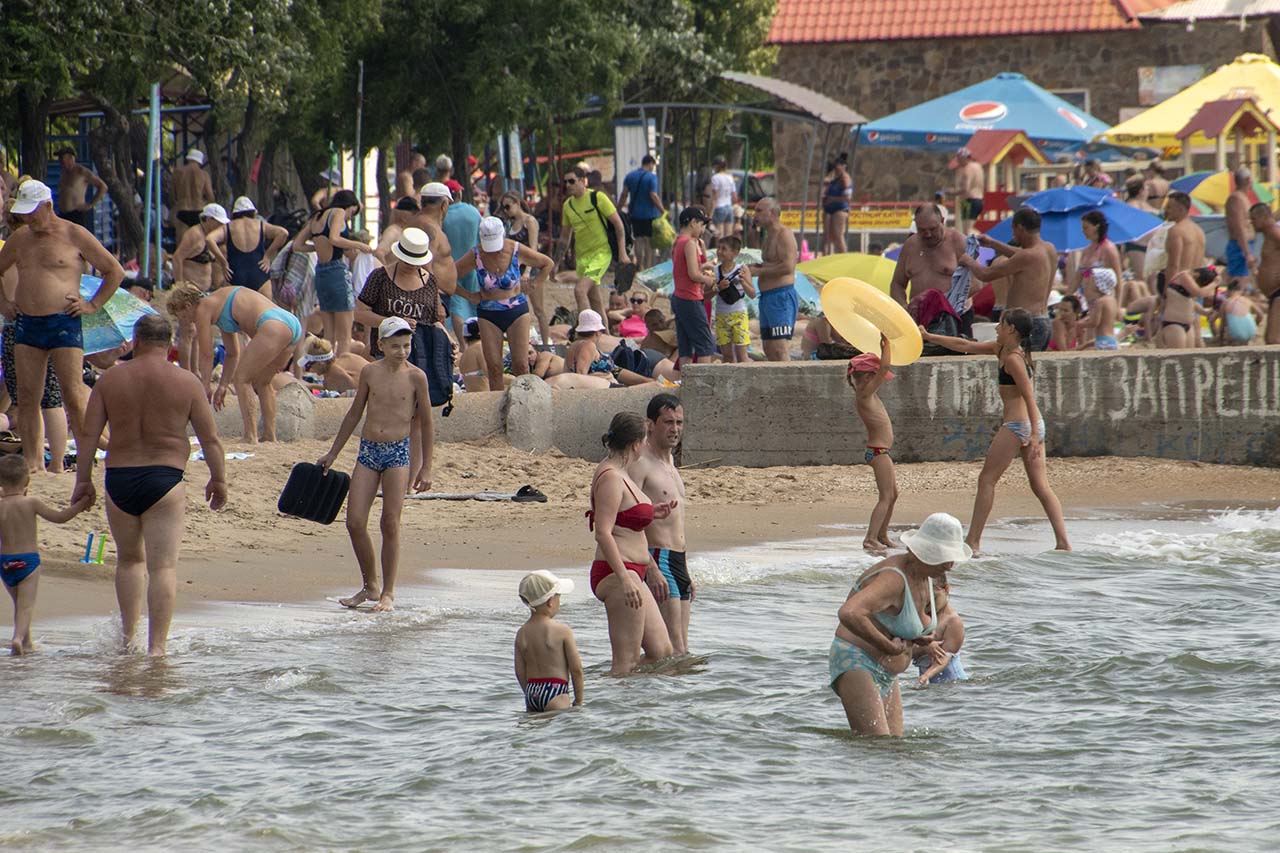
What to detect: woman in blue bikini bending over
<box><xmin>831</xmin><ymin>513</ymin><xmax>970</xmax><ymax>736</ymax></box>
<box><xmin>920</xmin><ymin>307</ymin><xmax>1071</xmax><ymax>553</ymax></box>
<box><xmin>167</xmin><ymin>282</ymin><xmax>303</xmax><ymax>444</ymax></box>
<box><xmin>453</xmin><ymin>216</ymin><xmax>555</xmax><ymax>392</ymax></box>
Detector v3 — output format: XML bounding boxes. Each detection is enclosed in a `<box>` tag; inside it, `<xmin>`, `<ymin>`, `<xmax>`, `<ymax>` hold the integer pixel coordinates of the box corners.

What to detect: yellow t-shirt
<box><xmin>561</xmin><ymin>191</ymin><xmax>616</xmax><ymax>259</ymax></box>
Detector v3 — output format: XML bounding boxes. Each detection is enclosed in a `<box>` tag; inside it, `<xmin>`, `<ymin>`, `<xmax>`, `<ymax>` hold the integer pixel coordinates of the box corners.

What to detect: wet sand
<box><xmin>12</xmin><ymin>436</ymin><xmax>1280</xmax><ymax>626</ymax></box>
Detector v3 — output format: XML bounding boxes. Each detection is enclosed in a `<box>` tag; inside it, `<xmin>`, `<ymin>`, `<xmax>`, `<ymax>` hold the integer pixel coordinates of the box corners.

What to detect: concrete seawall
<box><xmin>678</xmin><ymin>348</ymin><xmax>1280</xmax><ymax>468</ymax></box>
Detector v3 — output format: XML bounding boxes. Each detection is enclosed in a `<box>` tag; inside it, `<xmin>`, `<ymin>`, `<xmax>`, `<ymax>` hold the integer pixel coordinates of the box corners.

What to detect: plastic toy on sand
<box><xmin>819</xmin><ymin>276</ymin><xmax>923</xmax><ymax>365</ymax></box>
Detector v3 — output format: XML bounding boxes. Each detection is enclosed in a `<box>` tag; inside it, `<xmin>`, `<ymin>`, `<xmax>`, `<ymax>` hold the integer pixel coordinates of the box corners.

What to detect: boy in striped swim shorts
<box><xmin>515</xmin><ymin>571</ymin><xmax>584</xmax><ymax>712</ymax></box>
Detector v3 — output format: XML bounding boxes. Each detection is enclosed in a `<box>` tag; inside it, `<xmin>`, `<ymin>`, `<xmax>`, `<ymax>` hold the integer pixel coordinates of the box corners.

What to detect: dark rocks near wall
<box><xmin>772</xmin><ymin>21</ymin><xmax>1275</xmax><ymax>204</ymax></box>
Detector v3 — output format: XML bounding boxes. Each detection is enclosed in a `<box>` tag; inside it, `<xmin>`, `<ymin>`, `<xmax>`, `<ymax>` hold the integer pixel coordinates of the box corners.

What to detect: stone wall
<box><xmin>679</xmin><ymin>349</ymin><xmax>1280</xmax><ymax>468</ymax></box>
<box><xmin>772</xmin><ymin>21</ymin><xmax>1275</xmax><ymax>203</ymax></box>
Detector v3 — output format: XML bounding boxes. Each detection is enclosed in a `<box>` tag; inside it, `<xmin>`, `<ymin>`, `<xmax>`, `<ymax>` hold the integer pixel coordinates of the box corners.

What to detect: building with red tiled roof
<box><xmin>765</xmin><ymin>0</ymin><xmax>1278</xmax><ymax>203</ymax></box>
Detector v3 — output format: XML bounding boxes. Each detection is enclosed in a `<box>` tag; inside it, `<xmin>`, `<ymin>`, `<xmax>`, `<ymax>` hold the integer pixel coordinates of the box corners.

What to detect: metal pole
<box><xmin>815</xmin><ymin>125</ymin><xmax>832</xmax><ymax>254</ymax></box>
<box><xmin>799</xmin><ymin>121</ymin><xmax>817</xmax><ymax>258</ymax></box>
<box><xmin>658</xmin><ymin>106</ymin><xmax>669</xmax><ymax>219</ymax></box>
<box><xmin>355</xmin><ymin>59</ymin><xmax>364</xmax><ymax>229</ymax></box>
<box><xmin>141</xmin><ymin>82</ymin><xmax>160</xmax><ymax>280</ymax></box>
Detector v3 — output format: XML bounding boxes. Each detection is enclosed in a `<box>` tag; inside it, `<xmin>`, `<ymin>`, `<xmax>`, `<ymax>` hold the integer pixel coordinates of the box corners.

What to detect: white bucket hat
<box><xmin>519</xmin><ymin>570</ymin><xmax>574</xmax><ymax>608</ymax></box>
<box><xmin>900</xmin><ymin>513</ymin><xmax>972</xmax><ymax>566</ymax></box>
<box><xmin>232</xmin><ymin>196</ymin><xmax>257</xmax><ymax>214</ymax></box>
<box><xmin>391</xmin><ymin>227</ymin><xmax>434</xmax><ymax>266</ymax></box>
<box><xmin>186</xmin><ymin>149</ymin><xmax>206</xmax><ymax>165</ymax></box>
<box><xmin>479</xmin><ymin>216</ymin><xmax>506</xmax><ymax>252</ymax></box>
<box><xmin>576</xmin><ymin>309</ymin><xmax>606</xmax><ymax>334</ymax></box>
<box><xmin>200</xmin><ymin>203</ymin><xmax>230</xmax><ymax>225</ymax></box>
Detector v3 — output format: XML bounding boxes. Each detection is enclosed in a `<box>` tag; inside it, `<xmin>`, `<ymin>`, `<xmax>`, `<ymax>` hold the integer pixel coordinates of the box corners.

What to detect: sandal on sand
<box><xmin>513</xmin><ymin>485</ymin><xmax>548</xmax><ymax>503</ymax></box>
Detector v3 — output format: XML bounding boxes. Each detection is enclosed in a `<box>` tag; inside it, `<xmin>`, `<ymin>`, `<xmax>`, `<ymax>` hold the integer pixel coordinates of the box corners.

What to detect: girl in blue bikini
<box><xmin>830</xmin><ymin>512</ymin><xmax>971</xmax><ymax>736</ymax></box>
<box><xmin>920</xmin><ymin>307</ymin><xmax>1071</xmax><ymax>554</ymax></box>
<box><xmin>454</xmin><ymin>216</ymin><xmax>555</xmax><ymax>392</ymax></box>
<box><xmin>167</xmin><ymin>282</ymin><xmax>303</xmax><ymax>443</ymax></box>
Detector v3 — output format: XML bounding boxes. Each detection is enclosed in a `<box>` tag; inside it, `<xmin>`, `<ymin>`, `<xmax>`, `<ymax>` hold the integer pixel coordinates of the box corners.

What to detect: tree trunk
<box><xmin>295</xmin><ymin>148</ymin><xmax>330</xmax><ymax>211</ymax></box>
<box><xmin>16</xmin><ymin>87</ymin><xmax>50</xmax><ymax>180</ymax></box>
<box><xmin>451</xmin><ymin>121</ymin><xmax>469</xmax><ymax>203</ymax></box>
<box><xmin>203</xmin><ymin>113</ymin><xmax>232</xmax><ymax>203</ymax></box>
<box><xmin>233</xmin><ymin>94</ymin><xmax>259</xmax><ymax>198</ymax></box>
<box><xmin>257</xmin><ymin>139</ymin><xmax>276</xmax><ymax>212</ymax></box>
<box><xmin>375</xmin><ymin>144</ymin><xmax>391</xmax><ymax>235</ymax></box>
<box><xmin>87</xmin><ymin>104</ymin><xmax>144</xmax><ymax>261</ymax></box>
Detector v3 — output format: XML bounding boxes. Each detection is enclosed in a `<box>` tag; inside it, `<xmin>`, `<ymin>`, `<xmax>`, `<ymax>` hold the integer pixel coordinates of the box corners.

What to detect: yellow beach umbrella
<box><xmin>797</xmin><ymin>252</ymin><xmax>897</xmax><ymax>293</ymax></box>
<box><xmin>1098</xmin><ymin>53</ymin><xmax>1280</xmax><ymax>150</ymax></box>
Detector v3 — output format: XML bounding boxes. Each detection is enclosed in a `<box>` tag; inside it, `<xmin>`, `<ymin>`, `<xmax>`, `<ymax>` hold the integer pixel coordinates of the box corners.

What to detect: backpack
<box><xmin>592</xmin><ymin>190</ymin><xmax>634</xmax><ymax>262</ymax></box>
<box><xmin>610</xmin><ymin>339</ymin><xmax>650</xmax><ymax>376</ymax></box>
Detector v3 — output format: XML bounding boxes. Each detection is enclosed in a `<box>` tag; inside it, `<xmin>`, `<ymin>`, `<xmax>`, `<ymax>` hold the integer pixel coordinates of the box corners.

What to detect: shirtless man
<box><xmin>951</xmin><ymin>148</ymin><xmax>985</xmax><ymax>233</ymax></box>
<box><xmin>747</xmin><ymin>197</ymin><xmax>799</xmax><ymax>361</ymax></box>
<box><xmin>413</xmin><ymin>183</ymin><xmax>460</xmax><ymax>301</ymax></box>
<box><xmin>1224</xmin><ymin>168</ymin><xmax>1255</xmax><ymax>288</ymax></box>
<box><xmin>890</xmin><ymin>204</ymin><xmax>966</xmax><ymax>310</ymax></box>
<box><xmin>171</xmin><ymin>150</ymin><xmax>214</xmax><ymax>242</ymax></box>
<box><xmin>0</xmin><ymin>180</ymin><xmax>123</xmax><ymax>473</ymax></box>
<box><xmin>1249</xmin><ymin>202</ymin><xmax>1280</xmax><ymax>344</ymax></box>
<box><xmin>1144</xmin><ymin>160</ymin><xmax>1170</xmax><ymax>210</ymax></box>
<box><xmin>626</xmin><ymin>394</ymin><xmax>692</xmax><ymax>654</ymax></box>
<box><xmin>395</xmin><ymin>151</ymin><xmax>427</xmax><ymax>203</ymax></box>
<box><xmin>55</xmin><ymin>148</ymin><xmax>107</xmax><ymax>234</ymax></box>
<box><xmin>1160</xmin><ymin>192</ymin><xmax>1207</xmax><ymax>347</ymax></box>
<box><xmin>74</xmin><ymin>314</ymin><xmax>227</xmax><ymax>656</ymax></box>
<box><xmin>374</xmin><ymin>196</ymin><xmax>421</xmax><ymax>265</ymax></box>
<box><xmin>960</xmin><ymin>208</ymin><xmax>1057</xmax><ymax>350</ymax></box>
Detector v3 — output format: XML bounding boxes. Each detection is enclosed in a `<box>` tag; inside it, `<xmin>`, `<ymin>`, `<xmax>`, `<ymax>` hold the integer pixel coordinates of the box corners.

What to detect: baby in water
<box><xmin>915</xmin><ymin>576</ymin><xmax>967</xmax><ymax>685</ymax></box>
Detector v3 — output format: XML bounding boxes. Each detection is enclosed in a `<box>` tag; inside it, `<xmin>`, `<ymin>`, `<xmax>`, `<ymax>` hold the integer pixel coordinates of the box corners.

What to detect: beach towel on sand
<box><xmin>402</xmin><ymin>485</ymin><xmax>548</xmax><ymax>502</ymax></box>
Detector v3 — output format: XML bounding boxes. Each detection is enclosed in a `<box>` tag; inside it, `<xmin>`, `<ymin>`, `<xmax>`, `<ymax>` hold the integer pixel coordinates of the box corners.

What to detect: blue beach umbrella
<box><xmin>858</xmin><ymin>73</ymin><xmax>1110</xmax><ymax>157</ymax></box>
<box><xmin>985</xmin><ymin>191</ymin><xmax>1164</xmax><ymax>252</ymax></box>
<box><xmin>79</xmin><ymin>274</ymin><xmax>159</xmax><ymax>355</ymax></box>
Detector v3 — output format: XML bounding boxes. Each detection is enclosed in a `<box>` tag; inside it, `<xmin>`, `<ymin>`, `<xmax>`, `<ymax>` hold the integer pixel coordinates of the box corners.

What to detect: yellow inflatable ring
<box><xmin>819</xmin><ymin>276</ymin><xmax>923</xmax><ymax>366</ymax></box>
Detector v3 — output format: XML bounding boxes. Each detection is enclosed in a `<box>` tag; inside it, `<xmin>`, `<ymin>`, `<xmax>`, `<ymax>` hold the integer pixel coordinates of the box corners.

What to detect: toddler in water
<box><xmin>848</xmin><ymin>334</ymin><xmax>897</xmax><ymax>551</ymax></box>
<box><xmin>0</xmin><ymin>456</ymin><xmax>91</xmax><ymax>654</ymax></box>
<box><xmin>915</xmin><ymin>576</ymin><xmax>967</xmax><ymax>685</ymax></box>
<box><xmin>514</xmin><ymin>571</ymin><xmax>584</xmax><ymax>712</ymax></box>
<box><xmin>712</xmin><ymin>234</ymin><xmax>756</xmax><ymax>363</ymax></box>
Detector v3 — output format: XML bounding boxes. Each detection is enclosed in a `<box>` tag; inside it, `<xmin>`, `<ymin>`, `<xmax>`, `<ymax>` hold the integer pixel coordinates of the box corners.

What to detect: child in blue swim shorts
<box><xmin>318</xmin><ymin>317</ymin><xmax>435</xmax><ymax>613</ymax></box>
<box><xmin>0</xmin><ymin>455</ymin><xmax>90</xmax><ymax>654</ymax></box>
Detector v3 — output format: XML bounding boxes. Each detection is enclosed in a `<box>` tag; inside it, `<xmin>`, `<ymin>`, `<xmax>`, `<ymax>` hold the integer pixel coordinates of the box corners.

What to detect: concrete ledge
<box><xmin>680</xmin><ymin>348</ymin><xmax>1280</xmax><ymax>468</ymax></box>
<box><xmin>550</xmin><ymin>384</ymin><xmax>670</xmax><ymax>461</ymax></box>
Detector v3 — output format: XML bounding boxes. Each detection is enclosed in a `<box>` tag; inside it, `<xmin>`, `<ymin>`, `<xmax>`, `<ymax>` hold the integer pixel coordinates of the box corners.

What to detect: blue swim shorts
<box><xmin>356</xmin><ymin>437</ymin><xmax>410</xmax><ymax>473</ymax></box>
<box><xmin>15</xmin><ymin>313</ymin><xmax>83</xmax><ymax>351</ymax></box>
<box><xmin>650</xmin><ymin>548</ymin><xmax>692</xmax><ymax>601</ymax></box>
<box><xmin>829</xmin><ymin>635</ymin><xmax>896</xmax><ymax>697</ymax></box>
<box><xmin>1226</xmin><ymin>240</ymin><xmax>1250</xmax><ymax>278</ymax></box>
<box><xmin>1</xmin><ymin>552</ymin><xmax>41</xmax><ymax>589</ymax></box>
<box><xmin>758</xmin><ymin>285</ymin><xmax>798</xmax><ymax>341</ymax></box>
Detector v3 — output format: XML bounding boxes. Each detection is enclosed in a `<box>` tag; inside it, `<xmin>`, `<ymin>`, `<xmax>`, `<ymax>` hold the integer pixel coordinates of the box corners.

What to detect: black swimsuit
<box><xmin>105</xmin><ymin>466</ymin><xmax>185</xmax><ymax>516</ymax></box>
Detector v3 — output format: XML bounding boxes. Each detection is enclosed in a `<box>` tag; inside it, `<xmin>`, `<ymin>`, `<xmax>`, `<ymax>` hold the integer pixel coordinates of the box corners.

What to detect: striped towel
<box><xmin>948</xmin><ymin>234</ymin><xmax>980</xmax><ymax>314</ymax></box>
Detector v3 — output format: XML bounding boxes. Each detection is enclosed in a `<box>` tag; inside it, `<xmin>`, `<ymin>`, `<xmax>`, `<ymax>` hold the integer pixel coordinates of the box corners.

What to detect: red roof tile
<box><xmin>767</xmin><ymin>0</ymin><xmax>1186</xmax><ymax>44</ymax></box>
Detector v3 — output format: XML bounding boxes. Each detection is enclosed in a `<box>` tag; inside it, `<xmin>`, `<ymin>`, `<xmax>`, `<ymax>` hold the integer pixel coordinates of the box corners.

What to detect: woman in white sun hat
<box><xmin>829</xmin><ymin>512</ymin><xmax>971</xmax><ymax>736</ymax></box>
<box><xmin>453</xmin><ymin>215</ymin><xmax>554</xmax><ymax>391</ymax></box>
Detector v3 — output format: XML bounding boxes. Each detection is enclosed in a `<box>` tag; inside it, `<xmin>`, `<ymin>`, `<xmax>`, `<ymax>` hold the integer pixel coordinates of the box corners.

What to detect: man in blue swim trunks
<box><xmin>628</xmin><ymin>393</ymin><xmax>692</xmax><ymax>654</ymax></box>
<box><xmin>75</xmin><ymin>314</ymin><xmax>228</xmax><ymax>656</ymax></box>
<box><xmin>748</xmin><ymin>198</ymin><xmax>799</xmax><ymax>361</ymax></box>
<box><xmin>1224</xmin><ymin>168</ymin><xmax>1256</xmax><ymax>288</ymax></box>
<box><xmin>0</xmin><ymin>179</ymin><xmax>123</xmax><ymax>473</ymax></box>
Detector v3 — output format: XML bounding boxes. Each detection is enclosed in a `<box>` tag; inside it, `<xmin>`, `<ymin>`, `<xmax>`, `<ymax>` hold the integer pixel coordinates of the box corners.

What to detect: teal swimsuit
<box><xmin>829</xmin><ymin>566</ymin><xmax>936</xmax><ymax>698</ymax></box>
<box><xmin>215</xmin><ymin>286</ymin><xmax>303</xmax><ymax>345</ymax></box>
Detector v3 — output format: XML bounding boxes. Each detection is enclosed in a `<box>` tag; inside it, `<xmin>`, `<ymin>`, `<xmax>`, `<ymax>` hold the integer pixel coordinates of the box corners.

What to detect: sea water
<box><xmin>2</xmin><ymin>507</ymin><xmax>1279</xmax><ymax>851</ymax></box>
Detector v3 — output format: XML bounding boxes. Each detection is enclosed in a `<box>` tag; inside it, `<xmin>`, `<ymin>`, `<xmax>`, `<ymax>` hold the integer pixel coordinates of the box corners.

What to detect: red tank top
<box><xmin>586</xmin><ymin>469</ymin><xmax>654</xmax><ymax>531</ymax></box>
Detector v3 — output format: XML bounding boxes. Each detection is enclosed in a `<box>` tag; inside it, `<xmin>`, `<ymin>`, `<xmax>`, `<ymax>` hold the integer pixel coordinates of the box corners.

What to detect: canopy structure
<box><xmin>1140</xmin><ymin>0</ymin><xmax>1280</xmax><ymax>21</ymax></box>
<box><xmin>857</xmin><ymin>73</ymin><xmax>1111</xmax><ymax>155</ymax></box>
<box><xmin>1098</xmin><ymin>53</ymin><xmax>1280</xmax><ymax>150</ymax></box>
<box><xmin>1175</xmin><ymin>96</ymin><xmax>1280</xmax><ymax>180</ymax></box>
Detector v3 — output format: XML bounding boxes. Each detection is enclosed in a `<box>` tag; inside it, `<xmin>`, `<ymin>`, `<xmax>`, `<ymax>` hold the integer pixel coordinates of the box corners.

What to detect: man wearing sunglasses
<box><xmin>559</xmin><ymin>167</ymin><xmax>631</xmax><ymax>315</ymax></box>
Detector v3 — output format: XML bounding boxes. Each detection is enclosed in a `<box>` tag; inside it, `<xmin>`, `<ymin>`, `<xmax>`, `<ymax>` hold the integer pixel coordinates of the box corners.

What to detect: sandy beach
<box><xmin>15</xmin><ymin>435</ymin><xmax>1280</xmax><ymax>626</ymax></box>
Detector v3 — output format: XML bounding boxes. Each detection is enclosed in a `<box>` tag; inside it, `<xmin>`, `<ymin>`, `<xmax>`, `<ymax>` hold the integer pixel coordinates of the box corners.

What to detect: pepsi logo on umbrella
<box><xmin>958</xmin><ymin>101</ymin><xmax>1008</xmax><ymax>123</ymax></box>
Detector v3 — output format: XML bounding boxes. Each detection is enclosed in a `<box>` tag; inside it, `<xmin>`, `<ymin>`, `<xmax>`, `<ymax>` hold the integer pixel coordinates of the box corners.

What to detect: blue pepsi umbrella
<box><xmin>985</xmin><ymin>192</ymin><xmax>1163</xmax><ymax>252</ymax></box>
<box><xmin>858</xmin><ymin>73</ymin><xmax>1110</xmax><ymax>156</ymax></box>
<box><xmin>79</xmin><ymin>274</ymin><xmax>159</xmax><ymax>355</ymax></box>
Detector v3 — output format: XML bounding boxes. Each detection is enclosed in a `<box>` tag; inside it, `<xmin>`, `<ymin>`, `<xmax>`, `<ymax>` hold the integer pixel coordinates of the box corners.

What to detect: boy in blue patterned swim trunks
<box><xmin>0</xmin><ymin>456</ymin><xmax>90</xmax><ymax>654</ymax></box>
<box><xmin>318</xmin><ymin>317</ymin><xmax>435</xmax><ymax>613</ymax></box>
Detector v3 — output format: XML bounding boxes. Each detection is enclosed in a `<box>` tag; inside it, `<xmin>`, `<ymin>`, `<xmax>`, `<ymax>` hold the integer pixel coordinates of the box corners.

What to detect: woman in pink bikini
<box><xmin>587</xmin><ymin>411</ymin><xmax>675</xmax><ymax>674</ymax></box>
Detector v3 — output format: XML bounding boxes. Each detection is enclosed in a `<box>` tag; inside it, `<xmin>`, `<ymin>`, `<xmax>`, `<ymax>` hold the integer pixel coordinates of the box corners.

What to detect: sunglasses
<box><xmin>563</xmin><ymin>178</ymin><xmax>578</xmax><ymax>185</ymax></box>
<box><xmin>630</xmin><ymin>297</ymin><xmax>646</xmax><ymax>304</ymax></box>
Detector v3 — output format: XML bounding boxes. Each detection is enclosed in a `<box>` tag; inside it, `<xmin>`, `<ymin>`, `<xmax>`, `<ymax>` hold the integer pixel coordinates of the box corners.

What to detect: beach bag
<box><xmin>651</xmin><ymin>215</ymin><xmax>676</xmax><ymax>250</ymax></box>
<box><xmin>411</xmin><ymin>323</ymin><xmax>456</xmax><ymax>415</ymax></box>
<box><xmin>611</xmin><ymin>339</ymin><xmax>649</xmax><ymax>375</ymax></box>
<box><xmin>278</xmin><ymin>462</ymin><xmax>350</xmax><ymax>524</ymax></box>
<box><xmin>271</xmin><ymin>244</ymin><xmax>312</xmax><ymax>311</ymax></box>
<box><xmin>1143</xmin><ymin>222</ymin><xmax>1172</xmax><ymax>279</ymax></box>
<box><xmin>592</xmin><ymin>190</ymin><xmax>634</xmax><ymax>262</ymax></box>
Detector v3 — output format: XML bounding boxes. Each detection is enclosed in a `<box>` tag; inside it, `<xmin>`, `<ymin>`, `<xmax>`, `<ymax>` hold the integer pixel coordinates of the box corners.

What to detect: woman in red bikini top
<box><xmin>587</xmin><ymin>412</ymin><xmax>676</xmax><ymax>675</ymax></box>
